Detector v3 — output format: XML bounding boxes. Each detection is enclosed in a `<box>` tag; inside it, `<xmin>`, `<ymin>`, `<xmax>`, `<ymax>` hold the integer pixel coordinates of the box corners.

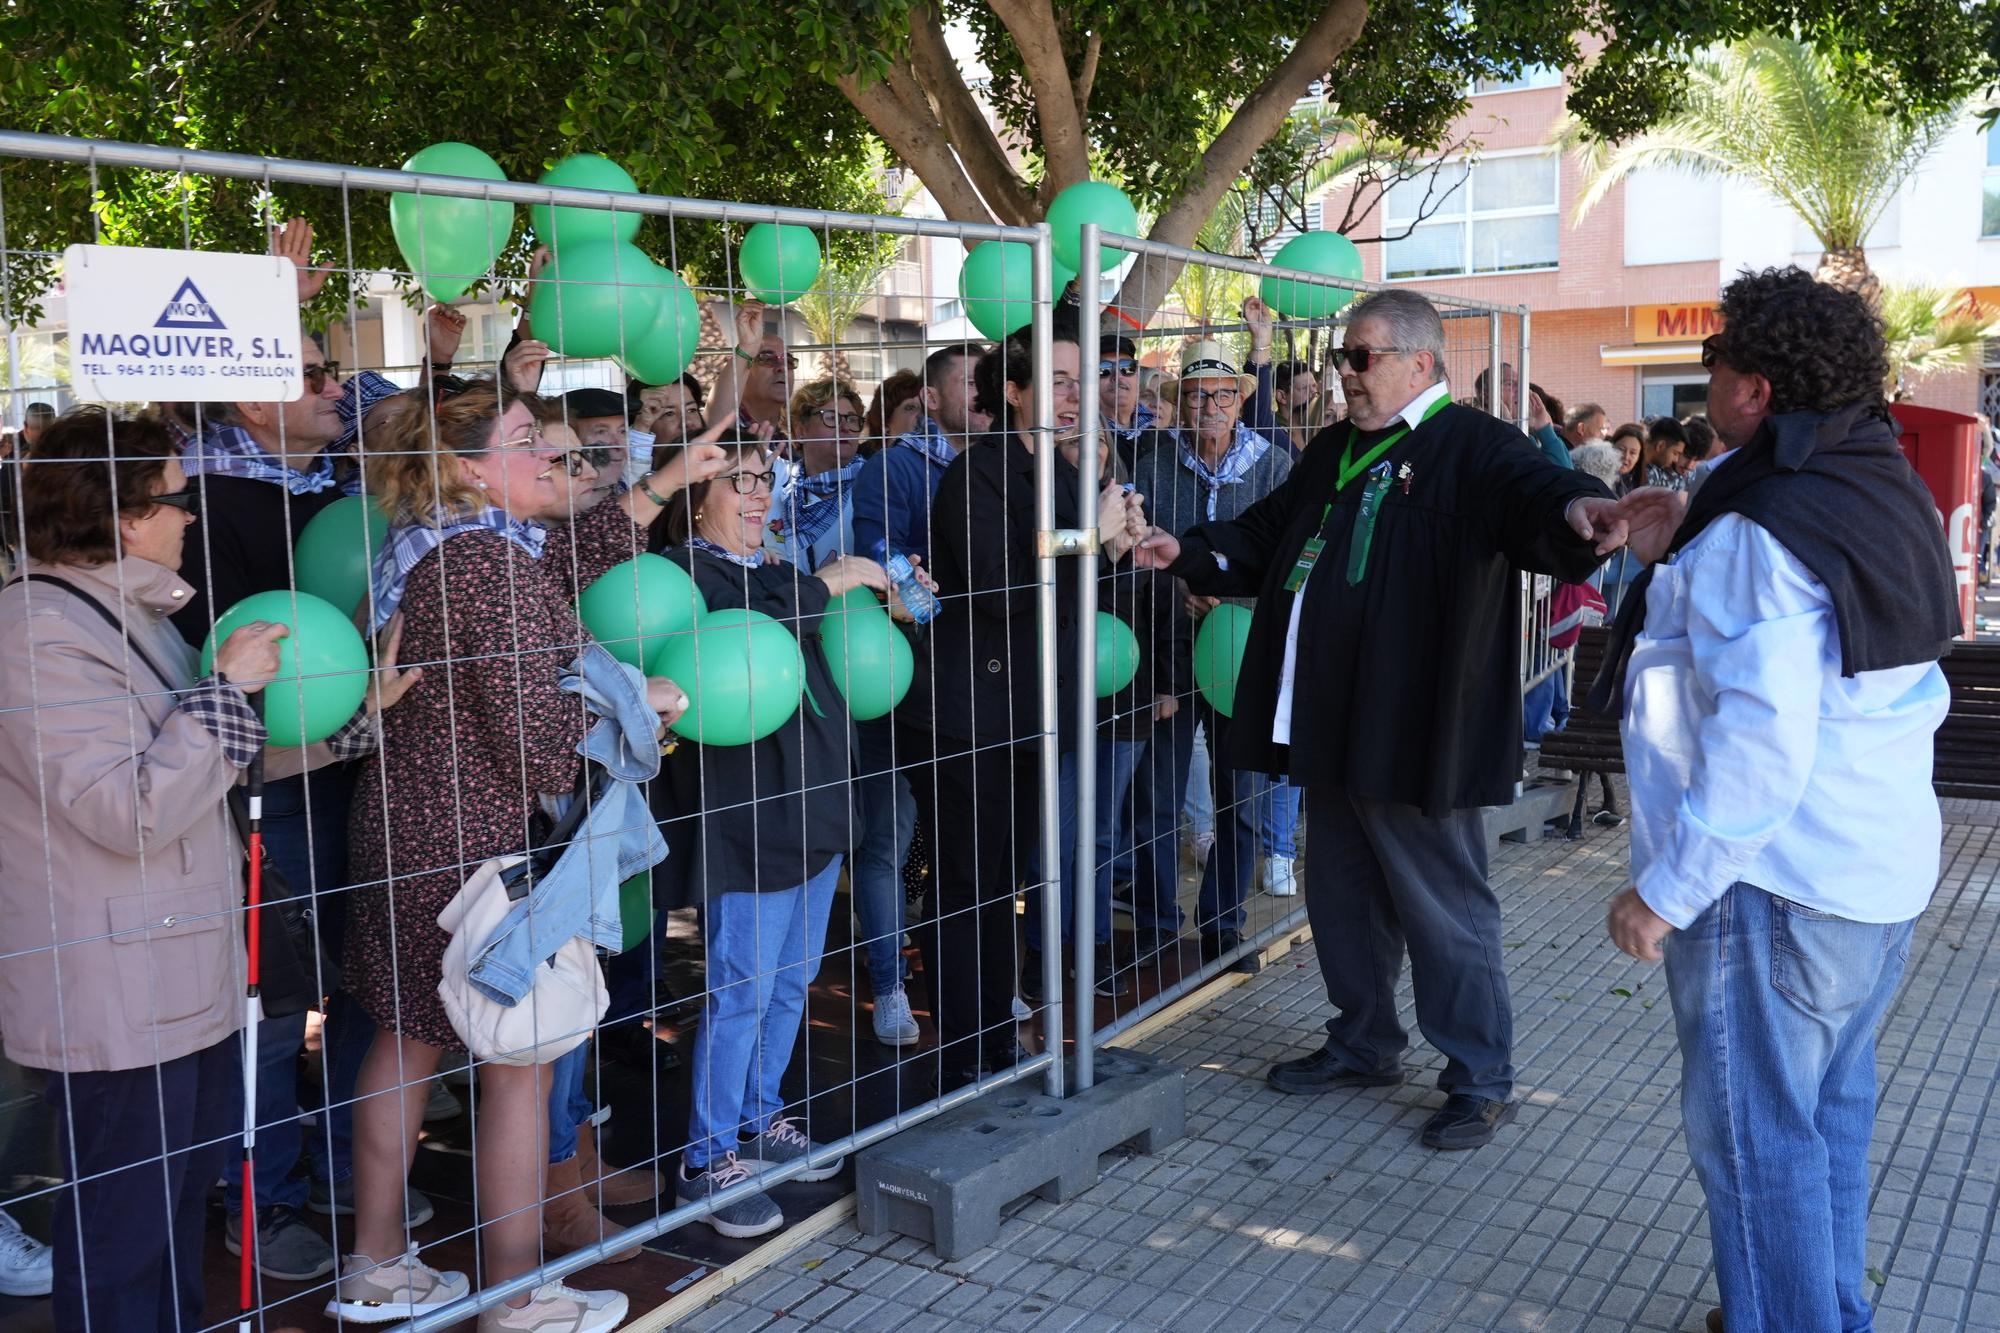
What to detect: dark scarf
<box><xmin>1588</xmin><ymin>399</ymin><xmax>1959</xmax><ymax>716</ymax></box>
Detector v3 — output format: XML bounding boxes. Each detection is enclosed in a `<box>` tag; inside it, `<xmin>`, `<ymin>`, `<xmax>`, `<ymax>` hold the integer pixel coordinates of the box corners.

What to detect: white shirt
<box><xmin>1271</xmin><ymin>381</ymin><xmax>1451</xmax><ymax>745</ymax></box>
<box><xmin>1622</xmin><ymin>511</ymin><xmax>1948</xmax><ymax>928</ymax></box>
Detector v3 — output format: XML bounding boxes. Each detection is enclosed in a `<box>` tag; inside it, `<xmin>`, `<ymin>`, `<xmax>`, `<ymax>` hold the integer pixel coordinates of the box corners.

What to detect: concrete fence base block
<box><xmin>854</xmin><ymin>1049</ymin><xmax>1186</xmax><ymax>1261</ymax></box>
<box><xmin>1485</xmin><ymin>779</ymin><xmax>1578</xmax><ymax>846</ymax></box>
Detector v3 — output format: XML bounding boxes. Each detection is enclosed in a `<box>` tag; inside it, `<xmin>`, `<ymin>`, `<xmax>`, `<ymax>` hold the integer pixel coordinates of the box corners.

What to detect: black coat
<box><xmin>169</xmin><ymin>474</ymin><xmax>345</xmax><ymax>647</ymax></box>
<box><xmin>650</xmin><ymin>549</ymin><xmax>855</xmax><ymax>905</ymax></box>
<box><xmin>1171</xmin><ymin>401</ymin><xmax>1607</xmax><ymax>815</ymax></box>
<box><xmin>901</xmin><ymin>432</ymin><xmax>1126</xmax><ymax>749</ymax></box>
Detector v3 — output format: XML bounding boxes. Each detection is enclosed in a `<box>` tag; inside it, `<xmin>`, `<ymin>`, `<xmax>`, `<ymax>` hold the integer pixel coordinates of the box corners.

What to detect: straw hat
<box><xmin>1164</xmin><ymin>340</ymin><xmax>1257</xmax><ymax>409</ymax></box>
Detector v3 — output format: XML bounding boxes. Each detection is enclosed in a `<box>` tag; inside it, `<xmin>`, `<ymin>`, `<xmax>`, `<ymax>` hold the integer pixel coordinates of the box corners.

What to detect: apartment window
<box><xmin>1249</xmin><ymin>189</ymin><xmax>1324</xmax><ymax>255</ymax></box>
<box><xmin>1984</xmin><ymin>126</ymin><xmax>2000</xmax><ymax>238</ymax></box>
<box><xmin>1473</xmin><ymin>65</ymin><xmax>1561</xmax><ymax>95</ymax></box>
<box><xmin>1384</xmin><ymin>153</ymin><xmax>1559</xmax><ymax>280</ymax></box>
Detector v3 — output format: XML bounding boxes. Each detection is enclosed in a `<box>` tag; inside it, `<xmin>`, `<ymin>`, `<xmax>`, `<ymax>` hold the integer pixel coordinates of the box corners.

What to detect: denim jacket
<box><xmin>466</xmin><ymin>642</ymin><xmax>667</xmax><ymax>1006</ymax></box>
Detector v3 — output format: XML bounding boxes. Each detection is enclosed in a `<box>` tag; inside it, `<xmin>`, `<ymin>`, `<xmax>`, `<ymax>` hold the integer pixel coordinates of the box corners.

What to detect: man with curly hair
<box><xmin>1597</xmin><ymin>266</ymin><xmax>1960</xmax><ymax>1333</ymax></box>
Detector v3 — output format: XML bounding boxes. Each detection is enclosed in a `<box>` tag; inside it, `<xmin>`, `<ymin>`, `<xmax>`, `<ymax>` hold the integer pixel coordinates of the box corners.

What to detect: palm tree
<box><xmin>1565</xmin><ymin>34</ymin><xmax>1964</xmax><ymax>301</ymax></box>
<box><xmin>793</xmin><ymin>249</ymin><xmax>898</xmax><ymax>383</ymax></box>
<box><xmin>1879</xmin><ymin>282</ymin><xmax>2000</xmax><ymax>399</ymax></box>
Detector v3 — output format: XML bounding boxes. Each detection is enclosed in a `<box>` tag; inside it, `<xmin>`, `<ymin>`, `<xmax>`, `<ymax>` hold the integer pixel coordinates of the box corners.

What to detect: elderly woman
<box><xmin>768</xmin><ymin>375</ymin><xmax>867</xmax><ymax>570</ymax></box>
<box><xmin>0</xmin><ymin>408</ymin><xmax>407</xmax><ymax>1329</ymax></box>
<box><xmin>652</xmin><ymin>440</ymin><xmax>888</xmax><ymax>1239</ymax></box>
<box><xmin>336</xmin><ymin>381</ymin><xmax>724</xmax><ymax>1331</ymax></box>
<box><xmin>1131</xmin><ymin>330</ymin><xmax>1293</xmax><ymax>967</ymax></box>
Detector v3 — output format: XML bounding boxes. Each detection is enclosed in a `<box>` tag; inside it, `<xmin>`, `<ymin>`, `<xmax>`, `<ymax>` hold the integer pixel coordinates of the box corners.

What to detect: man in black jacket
<box><xmin>1134</xmin><ymin>289</ymin><xmax>1625</xmax><ymax>1150</ymax></box>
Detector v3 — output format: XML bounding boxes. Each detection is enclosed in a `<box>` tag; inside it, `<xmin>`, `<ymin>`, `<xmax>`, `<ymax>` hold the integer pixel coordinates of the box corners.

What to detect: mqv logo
<box><xmin>154</xmin><ymin>278</ymin><xmax>228</xmax><ymax>331</ymax></box>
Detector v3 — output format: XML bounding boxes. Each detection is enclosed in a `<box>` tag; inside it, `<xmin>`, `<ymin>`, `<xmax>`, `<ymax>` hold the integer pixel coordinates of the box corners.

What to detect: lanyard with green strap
<box><xmin>1282</xmin><ymin>393</ymin><xmax>1449</xmax><ymax>594</ymax></box>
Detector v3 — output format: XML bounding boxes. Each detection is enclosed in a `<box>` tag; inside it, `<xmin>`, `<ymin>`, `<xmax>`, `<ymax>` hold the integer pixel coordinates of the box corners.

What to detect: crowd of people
<box><xmin>0</xmin><ymin>245</ymin><xmax>1963</xmax><ymax>1333</ymax></box>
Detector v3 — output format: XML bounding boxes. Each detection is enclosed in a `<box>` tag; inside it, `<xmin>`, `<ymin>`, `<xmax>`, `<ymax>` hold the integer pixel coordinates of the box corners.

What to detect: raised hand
<box><xmin>272</xmin><ymin>218</ymin><xmax>328</xmax><ymax>303</ymax></box>
<box><xmin>502</xmin><ymin>338</ymin><xmax>552</xmax><ymax>394</ymax></box>
<box><xmin>425</xmin><ymin>305</ymin><xmax>468</xmax><ymax>368</ymax></box>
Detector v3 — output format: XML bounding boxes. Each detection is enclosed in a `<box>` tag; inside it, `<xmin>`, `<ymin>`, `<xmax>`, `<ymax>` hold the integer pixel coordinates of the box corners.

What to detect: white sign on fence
<box><xmin>64</xmin><ymin>244</ymin><xmax>303</xmax><ymax>402</ymax></box>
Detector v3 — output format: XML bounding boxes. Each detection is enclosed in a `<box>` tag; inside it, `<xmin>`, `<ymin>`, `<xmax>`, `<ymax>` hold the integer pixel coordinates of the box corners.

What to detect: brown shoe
<box><xmin>543</xmin><ymin>1156</ymin><xmax>641</xmax><ymax>1263</ymax></box>
<box><xmin>573</xmin><ymin>1123</ymin><xmax>663</xmax><ymax>1206</ymax></box>
<box><xmin>1706</xmin><ymin>1309</ymin><xmax>1724</xmax><ymax>1333</ymax></box>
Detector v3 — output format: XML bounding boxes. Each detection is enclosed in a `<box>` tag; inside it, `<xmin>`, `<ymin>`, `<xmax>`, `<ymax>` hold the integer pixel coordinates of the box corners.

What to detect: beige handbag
<box><xmin>436</xmin><ymin>855</ymin><xmax>608</xmax><ymax>1066</ymax></box>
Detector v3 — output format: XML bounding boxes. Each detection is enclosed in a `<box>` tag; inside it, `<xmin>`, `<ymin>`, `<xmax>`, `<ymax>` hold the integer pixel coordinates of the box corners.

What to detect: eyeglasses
<box><xmin>1330</xmin><ymin>346</ymin><xmax>1411</xmax><ymax>373</ymax></box>
<box><xmin>725</xmin><ymin>469</ymin><xmax>778</xmax><ymax>494</ymax></box>
<box><xmin>1190</xmin><ymin>387</ymin><xmax>1240</xmax><ymax>408</ymax></box>
<box><xmin>1099</xmin><ymin>358</ymin><xmax>1139</xmax><ymax>379</ymax></box>
<box><xmin>1700</xmin><ymin>335</ymin><xmax>1722</xmax><ymax>371</ymax></box>
<box><xmin>1052</xmin><ymin>374</ymin><xmax>1081</xmax><ymax>398</ymax></box>
<box><xmin>132</xmin><ymin>485</ymin><xmax>198</xmax><ymax>514</ymax></box>
<box><xmin>815</xmin><ymin>408</ymin><xmax>865</xmax><ymax>431</ymax></box>
<box><xmin>303</xmin><ymin>361</ymin><xmax>343</xmax><ymax>394</ymax></box>
<box><xmin>546</xmin><ymin>450</ymin><xmax>591</xmax><ymax>478</ymax></box>
<box><xmin>753</xmin><ymin>350</ymin><xmax>798</xmax><ymax>371</ymax></box>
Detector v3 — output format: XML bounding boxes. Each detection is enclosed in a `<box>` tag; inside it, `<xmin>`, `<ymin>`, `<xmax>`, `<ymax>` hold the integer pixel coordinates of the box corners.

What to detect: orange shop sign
<box><xmin>1632</xmin><ymin>303</ymin><xmax>1722</xmax><ymax>344</ymax></box>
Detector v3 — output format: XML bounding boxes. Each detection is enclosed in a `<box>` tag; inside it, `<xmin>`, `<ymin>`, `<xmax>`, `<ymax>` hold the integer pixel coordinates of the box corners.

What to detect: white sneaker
<box><xmin>1011</xmin><ymin>994</ymin><xmax>1032</xmax><ymax>1021</ymax></box>
<box><xmin>1263</xmin><ymin>855</ymin><xmax>1298</xmax><ymax>898</ymax></box>
<box><xmin>476</xmin><ymin>1280</ymin><xmax>628</xmax><ymax>1332</ymax></box>
<box><xmin>324</xmin><ymin>1245</ymin><xmax>470</xmax><ymax>1323</ymax></box>
<box><xmin>1191</xmin><ymin>831</ymin><xmax>1216</xmax><ymax>868</ymax></box>
<box><xmin>872</xmin><ymin>987</ymin><xmax>921</xmax><ymax>1047</ymax></box>
<box><xmin>0</xmin><ymin>1209</ymin><xmax>52</xmax><ymax>1298</ymax></box>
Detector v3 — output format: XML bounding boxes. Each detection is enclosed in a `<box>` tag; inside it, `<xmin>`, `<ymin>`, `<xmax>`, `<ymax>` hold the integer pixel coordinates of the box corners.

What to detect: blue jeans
<box><xmin>1184</xmin><ymin>723</ymin><xmax>1215</xmax><ymax>838</ymax></box>
<box><xmin>851</xmin><ymin>720</ymin><xmax>915</xmax><ymax>994</ymax></box>
<box><xmin>1129</xmin><ymin>707</ymin><xmax>1196</xmax><ymax>933</ymax></box>
<box><xmin>686</xmin><ymin>855</ymin><xmax>843</xmax><ymax>1169</ymax></box>
<box><xmin>1258</xmin><ymin>779</ymin><xmax>1300</xmax><ymax>861</ymax></box>
<box><xmin>1195</xmin><ymin>702</ymin><xmax>1263</xmax><ymax>938</ymax></box>
<box><xmin>1665</xmin><ymin>884</ymin><xmax>1915</xmax><ymax>1333</ymax></box>
<box><xmin>1027</xmin><ymin>737</ymin><xmax>1139</xmax><ymax>953</ymax></box>
<box><xmin>546</xmin><ymin>1042</ymin><xmax>592</xmax><ymax>1166</ymax></box>
<box><xmin>225</xmin><ymin>770</ymin><xmax>348</xmax><ymax>1214</ymax></box>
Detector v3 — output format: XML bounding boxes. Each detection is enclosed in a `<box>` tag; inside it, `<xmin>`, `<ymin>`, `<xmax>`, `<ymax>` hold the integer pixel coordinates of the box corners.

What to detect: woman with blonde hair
<box><xmin>331</xmin><ymin>380</ymin><xmax>726</xmax><ymax>1331</ymax></box>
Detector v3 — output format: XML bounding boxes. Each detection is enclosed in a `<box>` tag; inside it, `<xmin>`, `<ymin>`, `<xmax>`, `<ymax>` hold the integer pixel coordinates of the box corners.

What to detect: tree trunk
<box><xmin>1816</xmin><ymin>246</ymin><xmax>1880</xmax><ymax>306</ymax></box>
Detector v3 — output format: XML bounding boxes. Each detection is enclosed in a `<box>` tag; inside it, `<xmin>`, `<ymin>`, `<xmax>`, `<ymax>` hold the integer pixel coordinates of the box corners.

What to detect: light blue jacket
<box><xmin>467</xmin><ymin>642</ymin><xmax>667</xmax><ymax>1006</ymax></box>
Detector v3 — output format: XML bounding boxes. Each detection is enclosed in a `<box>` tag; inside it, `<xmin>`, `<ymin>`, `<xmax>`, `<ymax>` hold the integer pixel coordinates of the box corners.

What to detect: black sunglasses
<box><xmin>1700</xmin><ymin>335</ymin><xmax>1723</xmax><ymax>371</ymax></box>
<box><xmin>134</xmin><ymin>486</ymin><xmax>198</xmax><ymax>514</ymax></box>
<box><xmin>1330</xmin><ymin>346</ymin><xmax>1412</xmax><ymax>373</ymax></box>
<box><xmin>1099</xmin><ymin>358</ymin><xmax>1139</xmax><ymax>379</ymax></box>
<box><xmin>303</xmin><ymin>361</ymin><xmax>342</xmax><ymax>394</ymax></box>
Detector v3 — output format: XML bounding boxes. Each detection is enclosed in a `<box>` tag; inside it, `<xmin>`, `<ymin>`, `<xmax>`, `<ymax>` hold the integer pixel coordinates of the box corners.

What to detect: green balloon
<box><xmin>1095</xmin><ymin>611</ymin><xmax>1140</xmax><ymax>698</ymax></box>
<box><xmin>738</xmin><ymin>223</ymin><xmax>822</xmax><ymax>305</ymax></box>
<box><xmin>293</xmin><ymin>495</ymin><xmax>391</xmax><ymax>621</ymax></box>
<box><xmin>576</xmin><ymin>554</ymin><xmax>705</xmax><ymax>671</ymax></box>
<box><xmin>1191</xmin><ymin>603</ymin><xmax>1254</xmax><ymax>718</ymax></box>
<box><xmin>528</xmin><ymin>242</ymin><xmax>667</xmax><ymax>359</ymax></box>
<box><xmin>1258</xmin><ymin>231</ymin><xmax>1363</xmax><ymax>320</ymax></box>
<box><xmin>959</xmin><ymin>240</ymin><xmax>1036</xmax><ymax>341</ymax></box>
<box><xmin>389</xmin><ymin>142</ymin><xmax>515</xmax><ymax>303</ymax></box>
<box><xmin>820</xmin><ymin>588</ymin><xmax>913</xmax><ymax>722</ymax></box>
<box><xmin>199</xmin><ymin>590</ymin><xmax>370</xmax><ymax>748</ymax></box>
<box><xmin>1048</xmin><ymin>180</ymin><xmax>1139</xmax><ymax>273</ymax></box>
<box><xmin>649</xmin><ymin>608</ymin><xmax>804</xmax><ymax>746</ymax></box>
<box><xmin>618</xmin><ymin>871</ymin><xmax>654</xmax><ymax>953</ymax></box>
<box><xmin>622</xmin><ymin>267</ymin><xmax>703</xmax><ymax>384</ymax></box>
<box><xmin>531</xmin><ymin>154</ymin><xmax>642</xmax><ymax>252</ymax></box>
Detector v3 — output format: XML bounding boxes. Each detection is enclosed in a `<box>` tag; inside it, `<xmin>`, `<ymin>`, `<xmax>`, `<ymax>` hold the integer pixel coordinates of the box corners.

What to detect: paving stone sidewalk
<box><xmin>671</xmin><ymin>801</ymin><xmax>2000</xmax><ymax>1333</ymax></box>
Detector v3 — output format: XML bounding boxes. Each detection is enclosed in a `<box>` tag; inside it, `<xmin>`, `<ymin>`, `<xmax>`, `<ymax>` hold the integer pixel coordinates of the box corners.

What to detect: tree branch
<box><xmin>1073</xmin><ymin>30</ymin><xmax>1102</xmax><ymax>121</ymax></box>
<box><xmin>987</xmin><ymin>0</ymin><xmax>1091</xmax><ymax>192</ymax></box>
<box><xmin>835</xmin><ymin>67</ymin><xmax>997</xmax><ymax>227</ymax></box>
<box><xmin>906</xmin><ymin>3</ymin><xmax>1037</xmax><ymax>227</ymax></box>
<box><xmin>1117</xmin><ymin>0</ymin><xmax>1372</xmax><ymax>320</ymax></box>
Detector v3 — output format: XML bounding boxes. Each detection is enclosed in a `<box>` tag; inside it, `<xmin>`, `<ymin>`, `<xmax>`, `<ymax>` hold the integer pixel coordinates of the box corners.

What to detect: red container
<box><xmin>1892</xmin><ymin>403</ymin><xmax>1981</xmax><ymax>640</ymax></box>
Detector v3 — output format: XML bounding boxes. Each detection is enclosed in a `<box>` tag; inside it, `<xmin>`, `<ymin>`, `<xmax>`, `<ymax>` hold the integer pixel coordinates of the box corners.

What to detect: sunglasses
<box><xmin>133</xmin><ymin>485</ymin><xmax>198</xmax><ymax>514</ymax></box>
<box><xmin>753</xmin><ymin>350</ymin><xmax>798</xmax><ymax>371</ymax></box>
<box><xmin>303</xmin><ymin>361</ymin><xmax>343</xmax><ymax>394</ymax></box>
<box><xmin>815</xmin><ymin>408</ymin><xmax>865</xmax><ymax>431</ymax></box>
<box><xmin>725</xmin><ymin>468</ymin><xmax>778</xmax><ymax>494</ymax></box>
<box><xmin>1099</xmin><ymin>358</ymin><xmax>1139</xmax><ymax>379</ymax></box>
<box><xmin>1330</xmin><ymin>346</ymin><xmax>1411</xmax><ymax>373</ymax></box>
<box><xmin>1700</xmin><ymin>335</ymin><xmax>1722</xmax><ymax>371</ymax></box>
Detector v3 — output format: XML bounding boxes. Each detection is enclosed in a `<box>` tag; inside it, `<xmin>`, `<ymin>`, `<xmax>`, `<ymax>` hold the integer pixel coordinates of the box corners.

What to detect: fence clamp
<box><xmin>1038</xmin><ymin>528</ymin><xmax>1100</xmax><ymax>558</ymax></box>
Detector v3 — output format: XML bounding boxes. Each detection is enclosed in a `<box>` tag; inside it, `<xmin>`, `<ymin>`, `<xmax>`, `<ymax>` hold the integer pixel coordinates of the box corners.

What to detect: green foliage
<box><xmin>1879</xmin><ymin>282</ymin><xmax>2000</xmax><ymax>397</ymax></box>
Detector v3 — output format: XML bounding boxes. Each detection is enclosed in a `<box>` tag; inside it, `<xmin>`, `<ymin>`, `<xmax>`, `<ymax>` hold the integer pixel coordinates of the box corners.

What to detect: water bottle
<box><xmin>870</xmin><ymin>539</ymin><xmax>940</xmax><ymax>624</ymax></box>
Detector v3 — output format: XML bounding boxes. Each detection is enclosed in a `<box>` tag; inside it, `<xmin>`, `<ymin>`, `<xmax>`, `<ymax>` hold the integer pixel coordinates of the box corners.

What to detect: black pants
<box><xmin>1301</xmin><ymin>787</ymin><xmax>1515</xmax><ymax>1101</ymax></box>
<box><xmin>908</xmin><ymin>731</ymin><xmax>1033</xmax><ymax>1074</ymax></box>
<box><xmin>43</xmin><ymin>1036</ymin><xmax>240</xmax><ymax>1332</ymax></box>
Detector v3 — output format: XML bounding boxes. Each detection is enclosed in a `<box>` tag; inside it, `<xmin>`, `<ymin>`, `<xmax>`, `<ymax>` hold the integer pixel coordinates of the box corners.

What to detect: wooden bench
<box><xmin>1537</xmin><ymin>627</ymin><xmax>2000</xmax><ymax>838</ymax></box>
